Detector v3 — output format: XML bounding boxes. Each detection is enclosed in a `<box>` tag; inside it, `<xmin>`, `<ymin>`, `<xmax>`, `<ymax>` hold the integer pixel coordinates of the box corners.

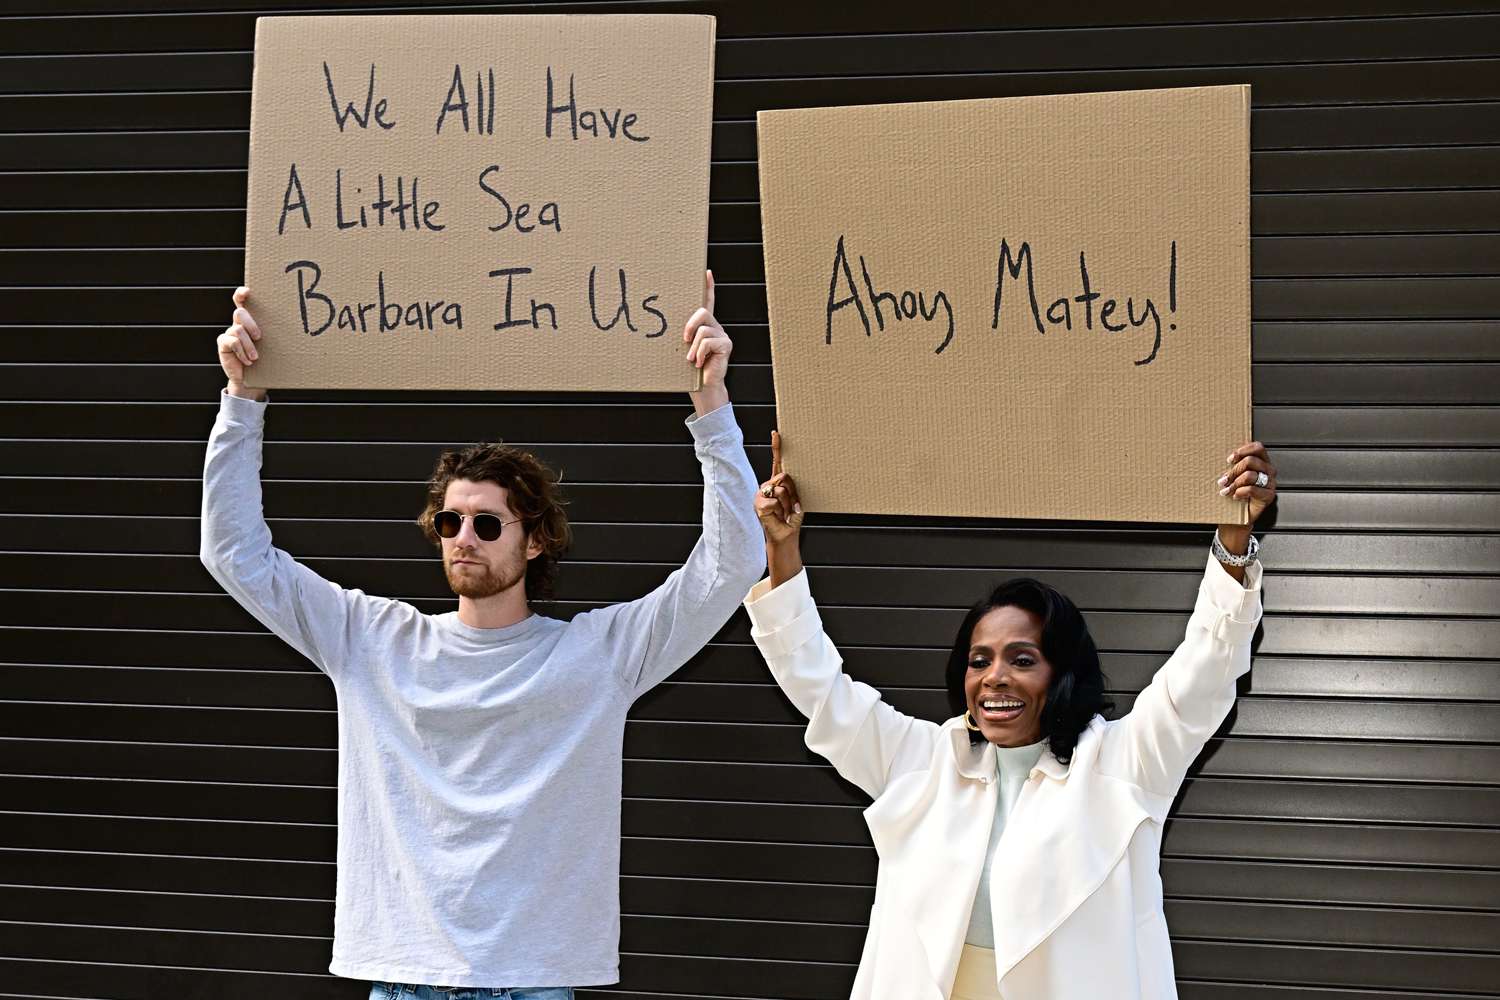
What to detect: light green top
<box><xmin>965</xmin><ymin>738</ymin><xmax>1049</xmax><ymax>948</ymax></box>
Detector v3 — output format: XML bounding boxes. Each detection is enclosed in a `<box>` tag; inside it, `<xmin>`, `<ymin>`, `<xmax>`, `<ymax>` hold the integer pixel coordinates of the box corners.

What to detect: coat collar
<box><xmin>943</xmin><ymin>716</ymin><xmax>1071</xmax><ymax>783</ymax></box>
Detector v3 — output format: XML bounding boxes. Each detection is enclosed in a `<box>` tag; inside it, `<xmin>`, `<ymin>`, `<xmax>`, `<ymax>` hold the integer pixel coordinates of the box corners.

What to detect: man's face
<box><xmin>439</xmin><ymin>479</ymin><xmax>542</xmax><ymax>600</ymax></box>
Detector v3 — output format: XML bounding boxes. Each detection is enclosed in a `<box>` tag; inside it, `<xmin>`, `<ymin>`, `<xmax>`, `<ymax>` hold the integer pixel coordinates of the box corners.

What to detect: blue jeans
<box><xmin>370</xmin><ymin>984</ymin><xmax>574</xmax><ymax>1000</ymax></box>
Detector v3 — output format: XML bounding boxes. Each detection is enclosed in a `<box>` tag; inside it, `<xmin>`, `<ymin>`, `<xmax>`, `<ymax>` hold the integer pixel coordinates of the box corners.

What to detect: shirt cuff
<box><xmin>219</xmin><ymin>388</ymin><xmax>268</xmax><ymax>427</ymax></box>
<box><xmin>744</xmin><ymin>568</ymin><xmax>825</xmax><ymax>658</ymax></box>
<box><xmin>685</xmin><ymin>401</ymin><xmax>741</xmax><ymax>445</ymax></box>
<box><xmin>1189</xmin><ymin>553</ymin><xmax>1263</xmax><ymax>645</ymax></box>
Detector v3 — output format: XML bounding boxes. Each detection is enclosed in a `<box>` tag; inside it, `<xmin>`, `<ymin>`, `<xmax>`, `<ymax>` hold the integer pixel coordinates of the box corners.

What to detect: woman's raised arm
<box><xmin>746</xmin><ymin>432</ymin><xmax>939</xmax><ymax>798</ymax></box>
<box><xmin>1100</xmin><ymin>441</ymin><xmax>1277</xmax><ymax>797</ymax></box>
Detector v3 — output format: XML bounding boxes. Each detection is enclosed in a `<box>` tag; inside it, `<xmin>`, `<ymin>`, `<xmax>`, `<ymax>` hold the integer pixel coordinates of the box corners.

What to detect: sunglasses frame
<box><xmin>433</xmin><ymin>509</ymin><xmax>523</xmax><ymax>542</ymax></box>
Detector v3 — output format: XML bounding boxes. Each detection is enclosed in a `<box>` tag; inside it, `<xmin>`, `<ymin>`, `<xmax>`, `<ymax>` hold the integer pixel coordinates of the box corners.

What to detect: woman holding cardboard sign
<box><xmin>746</xmin><ymin>433</ymin><xmax>1275</xmax><ymax>1000</ymax></box>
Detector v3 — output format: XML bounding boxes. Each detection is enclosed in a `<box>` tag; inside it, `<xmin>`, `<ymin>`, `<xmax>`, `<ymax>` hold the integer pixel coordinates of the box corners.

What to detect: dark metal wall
<box><xmin>1</xmin><ymin>2</ymin><xmax>1497</xmax><ymax>997</ymax></box>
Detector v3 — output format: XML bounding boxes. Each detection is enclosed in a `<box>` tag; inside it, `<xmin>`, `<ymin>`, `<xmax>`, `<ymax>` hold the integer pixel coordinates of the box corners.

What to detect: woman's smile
<box><xmin>977</xmin><ymin>695</ymin><xmax>1026</xmax><ymax>724</ymax></box>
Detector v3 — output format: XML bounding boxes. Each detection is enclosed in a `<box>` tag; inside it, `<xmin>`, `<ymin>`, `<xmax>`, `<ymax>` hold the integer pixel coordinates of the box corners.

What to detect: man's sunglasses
<box><xmin>433</xmin><ymin>510</ymin><xmax>522</xmax><ymax>542</ymax></box>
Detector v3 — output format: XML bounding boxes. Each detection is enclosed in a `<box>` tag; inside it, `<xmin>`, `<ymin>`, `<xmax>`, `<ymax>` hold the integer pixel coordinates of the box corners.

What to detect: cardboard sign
<box><xmin>243</xmin><ymin>14</ymin><xmax>715</xmax><ymax>391</ymax></box>
<box><xmin>757</xmin><ymin>86</ymin><xmax>1251</xmax><ymax>525</ymax></box>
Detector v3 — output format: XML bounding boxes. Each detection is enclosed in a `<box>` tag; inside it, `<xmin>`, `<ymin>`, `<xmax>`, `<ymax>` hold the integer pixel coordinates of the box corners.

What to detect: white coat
<box><xmin>743</xmin><ymin>555</ymin><xmax>1263</xmax><ymax>1000</ymax></box>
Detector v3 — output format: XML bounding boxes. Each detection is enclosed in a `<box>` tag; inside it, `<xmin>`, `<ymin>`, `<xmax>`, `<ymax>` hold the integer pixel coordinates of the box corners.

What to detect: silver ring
<box><xmin>761</xmin><ymin>486</ymin><xmax>775</xmax><ymax>498</ymax></box>
<box><xmin>1254</xmin><ymin>471</ymin><xmax>1269</xmax><ymax>488</ymax></box>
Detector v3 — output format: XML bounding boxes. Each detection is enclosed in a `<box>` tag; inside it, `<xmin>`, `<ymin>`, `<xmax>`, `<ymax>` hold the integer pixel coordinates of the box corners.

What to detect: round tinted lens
<box><xmin>472</xmin><ymin>513</ymin><xmax>504</xmax><ymax>541</ymax></box>
<box><xmin>433</xmin><ymin>510</ymin><xmax>461</xmax><ymax>538</ymax></box>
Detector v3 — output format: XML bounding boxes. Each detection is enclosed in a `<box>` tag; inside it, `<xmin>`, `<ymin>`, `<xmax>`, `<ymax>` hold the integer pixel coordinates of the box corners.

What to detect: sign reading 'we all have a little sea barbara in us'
<box><xmin>243</xmin><ymin>14</ymin><xmax>715</xmax><ymax>393</ymax></box>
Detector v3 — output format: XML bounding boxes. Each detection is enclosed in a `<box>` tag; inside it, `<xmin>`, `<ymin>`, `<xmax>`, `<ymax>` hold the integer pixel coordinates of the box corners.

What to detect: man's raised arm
<box><xmin>583</xmin><ymin>271</ymin><xmax>767</xmax><ymax>696</ymax></box>
<box><xmin>199</xmin><ymin>285</ymin><xmax>367</xmax><ymax>679</ymax></box>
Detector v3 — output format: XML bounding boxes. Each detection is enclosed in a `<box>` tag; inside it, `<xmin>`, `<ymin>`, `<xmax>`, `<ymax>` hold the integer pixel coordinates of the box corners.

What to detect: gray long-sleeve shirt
<box><xmin>200</xmin><ymin>390</ymin><xmax>765</xmax><ymax>987</ymax></box>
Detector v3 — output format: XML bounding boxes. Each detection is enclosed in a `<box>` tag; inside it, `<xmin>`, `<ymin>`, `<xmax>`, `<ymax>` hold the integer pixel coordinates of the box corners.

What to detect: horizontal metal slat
<box><xmin>3</xmin><ymin>587</ymin><xmax>1498</xmax><ymax>661</ymax></box>
<box><xmin>4</xmin><ymin>725</ymin><xmax>1495</xmax><ymax>786</ymax></box>
<box><xmin>10</xmin><ymin>768</ymin><xmax>1491</xmax><ymax>836</ymax></box>
<box><xmin>1173</xmin><ymin>939</ymin><xmax>1500</xmax><ymax>994</ymax></box>
<box><xmin>8</xmin><ymin>62</ymin><xmax>1500</xmax><ymax>131</ymax></box>
<box><xmin>0</xmin><ymin>473</ymin><xmax>1494</xmax><ymax>532</ymax></box>
<box><xmin>3</xmin><ymin>190</ymin><xmax>1497</xmax><ymax>253</ymax></box>
<box><xmin>9</xmin><ymin>671</ymin><xmax>1488</xmax><ymax>748</ymax></box>
<box><xmin>5</xmin><ymin>9</ymin><xmax>1497</xmax><ymax>62</ymax></box>
<box><xmin>11</xmin><ymin>319</ymin><xmax>1475</xmax><ymax>367</ymax></box>
<box><xmin>717</xmin><ymin>17</ymin><xmax>1500</xmax><ymax>75</ymax></box>
<box><xmin>3</xmin><ymin>365</ymin><xmax>1499</xmax><ymax>408</ymax></box>
<box><xmin>4</xmin><ymin>517</ymin><xmax>1498</xmax><ymax>574</ymax></box>
<box><xmin>0</xmin><ymin>920</ymin><xmax>327</xmax><ymax>975</ymax></box>
<box><xmin>9</xmin><ymin>56</ymin><xmax>1500</xmax><ymax>115</ymax></box>
<box><xmin>7</xmin><ymin>0</ymin><xmax>1496</xmax><ymax>28</ymax></box>
<box><xmin>7</xmin><ymin>145</ymin><xmax>1496</xmax><ymax>196</ymax></box>
<box><xmin>5</xmin><ymin>275</ymin><xmax>1500</xmax><ymax>330</ymax></box>
<box><xmin>7</xmin><ymin>236</ymin><xmax>1500</xmax><ymax>284</ymax></box>
<box><xmin>7</xmin><ymin>549</ymin><xmax>1500</xmax><ymax>616</ymax></box>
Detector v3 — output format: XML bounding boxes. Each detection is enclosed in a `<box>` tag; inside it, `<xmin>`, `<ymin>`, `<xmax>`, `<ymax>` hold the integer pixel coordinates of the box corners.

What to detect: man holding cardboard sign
<box><xmin>201</xmin><ymin>275</ymin><xmax>764</xmax><ymax>993</ymax></box>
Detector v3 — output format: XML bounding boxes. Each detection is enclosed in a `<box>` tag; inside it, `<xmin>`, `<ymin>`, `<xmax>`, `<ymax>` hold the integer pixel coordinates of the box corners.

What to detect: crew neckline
<box><xmin>436</xmin><ymin>610</ymin><xmax>550</xmax><ymax>643</ymax></box>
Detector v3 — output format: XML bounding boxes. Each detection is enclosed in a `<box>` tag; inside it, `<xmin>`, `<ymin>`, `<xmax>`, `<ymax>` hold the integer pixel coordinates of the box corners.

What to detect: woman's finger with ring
<box><xmin>1222</xmin><ymin>469</ymin><xmax>1257</xmax><ymax>496</ymax></box>
<box><xmin>1219</xmin><ymin>455</ymin><xmax>1266</xmax><ymax>490</ymax></box>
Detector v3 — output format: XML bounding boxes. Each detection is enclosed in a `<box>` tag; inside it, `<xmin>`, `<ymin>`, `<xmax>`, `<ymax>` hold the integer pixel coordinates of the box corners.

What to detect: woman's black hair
<box><xmin>945</xmin><ymin>577</ymin><xmax>1113</xmax><ymax>764</ymax></box>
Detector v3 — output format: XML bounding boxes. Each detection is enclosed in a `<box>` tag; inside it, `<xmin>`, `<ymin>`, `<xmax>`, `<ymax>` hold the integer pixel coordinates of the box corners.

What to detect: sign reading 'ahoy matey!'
<box><xmin>243</xmin><ymin>14</ymin><xmax>715</xmax><ymax>391</ymax></box>
<box><xmin>758</xmin><ymin>86</ymin><xmax>1251</xmax><ymax>525</ymax></box>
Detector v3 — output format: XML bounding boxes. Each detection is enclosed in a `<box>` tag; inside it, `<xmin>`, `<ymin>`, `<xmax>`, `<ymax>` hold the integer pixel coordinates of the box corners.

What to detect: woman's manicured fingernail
<box><xmin>1219</xmin><ymin>486</ymin><xmax>1230</xmax><ymax>495</ymax></box>
<box><xmin>1217</xmin><ymin>475</ymin><xmax>1228</xmax><ymax>486</ymax></box>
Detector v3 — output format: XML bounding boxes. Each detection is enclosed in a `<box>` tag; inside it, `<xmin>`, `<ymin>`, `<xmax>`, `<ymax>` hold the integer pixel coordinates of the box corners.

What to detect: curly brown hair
<box><xmin>417</xmin><ymin>443</ymin><xmax>571</xmax><ymax>601</ymax></box>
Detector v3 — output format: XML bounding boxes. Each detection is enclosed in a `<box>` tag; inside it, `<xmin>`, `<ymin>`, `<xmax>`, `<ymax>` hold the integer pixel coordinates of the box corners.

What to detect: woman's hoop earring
<box><xmin>963</xmin><ymin>710</ymin><xmax>981</xmax><ymax>732</ymax></box>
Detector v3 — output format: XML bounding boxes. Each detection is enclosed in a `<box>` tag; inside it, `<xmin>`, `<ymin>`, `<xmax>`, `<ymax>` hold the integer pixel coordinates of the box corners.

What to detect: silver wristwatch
<box><xmin>1212</xmin><ymin>530</ymin><xmax>1259</xmax><ymax>567</ymax></box>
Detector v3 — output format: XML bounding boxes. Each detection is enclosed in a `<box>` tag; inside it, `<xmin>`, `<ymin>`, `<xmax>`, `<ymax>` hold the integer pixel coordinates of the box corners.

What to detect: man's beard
<box><xmin>444</xmin><ymin>553</ymin><xmax>527</xmax><ymax>600</ymax></box>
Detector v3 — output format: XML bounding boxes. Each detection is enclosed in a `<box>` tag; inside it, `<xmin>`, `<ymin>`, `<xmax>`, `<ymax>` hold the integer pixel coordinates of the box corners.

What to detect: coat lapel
<box><xmin>987</xmin><ymin>720</ymin><xmax>1154</xmax><ymax>983</ymax></box>
<box><xmin>893</xmin><ymin>723</ymin><xmax>997</xmax><ymax>998</ymax></box>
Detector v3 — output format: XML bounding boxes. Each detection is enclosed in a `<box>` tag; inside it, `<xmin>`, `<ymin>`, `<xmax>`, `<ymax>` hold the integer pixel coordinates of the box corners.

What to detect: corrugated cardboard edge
<box><xmin>693</xmin><ymin>14</ymin><xmax>718</xmax><ymax>392</ymax></box>
<box><xmin>1233</xmin><ymin>83</ymin><xmax>1253</xmax><ymax>526</ymax></box>
<box><xmin>754</xmin><ymin>107</ymin><xmax>783</xmax><ymax>471</ymax></box>
<box><xmin>243</xmin><ymin>14</ymin><xmax>296</xmax><ymax>382</ymax></box>
<box><xmin>243</xmin><ymin>17</ymin><xmax>268</xmax><ymax>315</ymax></box>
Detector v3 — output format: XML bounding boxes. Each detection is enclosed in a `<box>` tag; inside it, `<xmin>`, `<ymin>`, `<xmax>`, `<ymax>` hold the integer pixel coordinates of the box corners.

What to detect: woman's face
<box><xmin>964</xmin><ymin>605</ymin><xmax>1054</xmax><ymax>747</ymax></box>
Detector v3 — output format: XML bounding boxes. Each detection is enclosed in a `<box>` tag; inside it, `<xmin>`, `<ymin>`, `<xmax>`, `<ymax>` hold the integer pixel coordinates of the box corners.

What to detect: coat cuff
<box><xmin>1187</xmin><ymin>553</ymin><xmax>1263</xmax><ymax>645</ymax></box>
<box><xmin>744</xmin><ymin>569</ymin><xmax>825</xmax><ymax>658</ymax></box>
